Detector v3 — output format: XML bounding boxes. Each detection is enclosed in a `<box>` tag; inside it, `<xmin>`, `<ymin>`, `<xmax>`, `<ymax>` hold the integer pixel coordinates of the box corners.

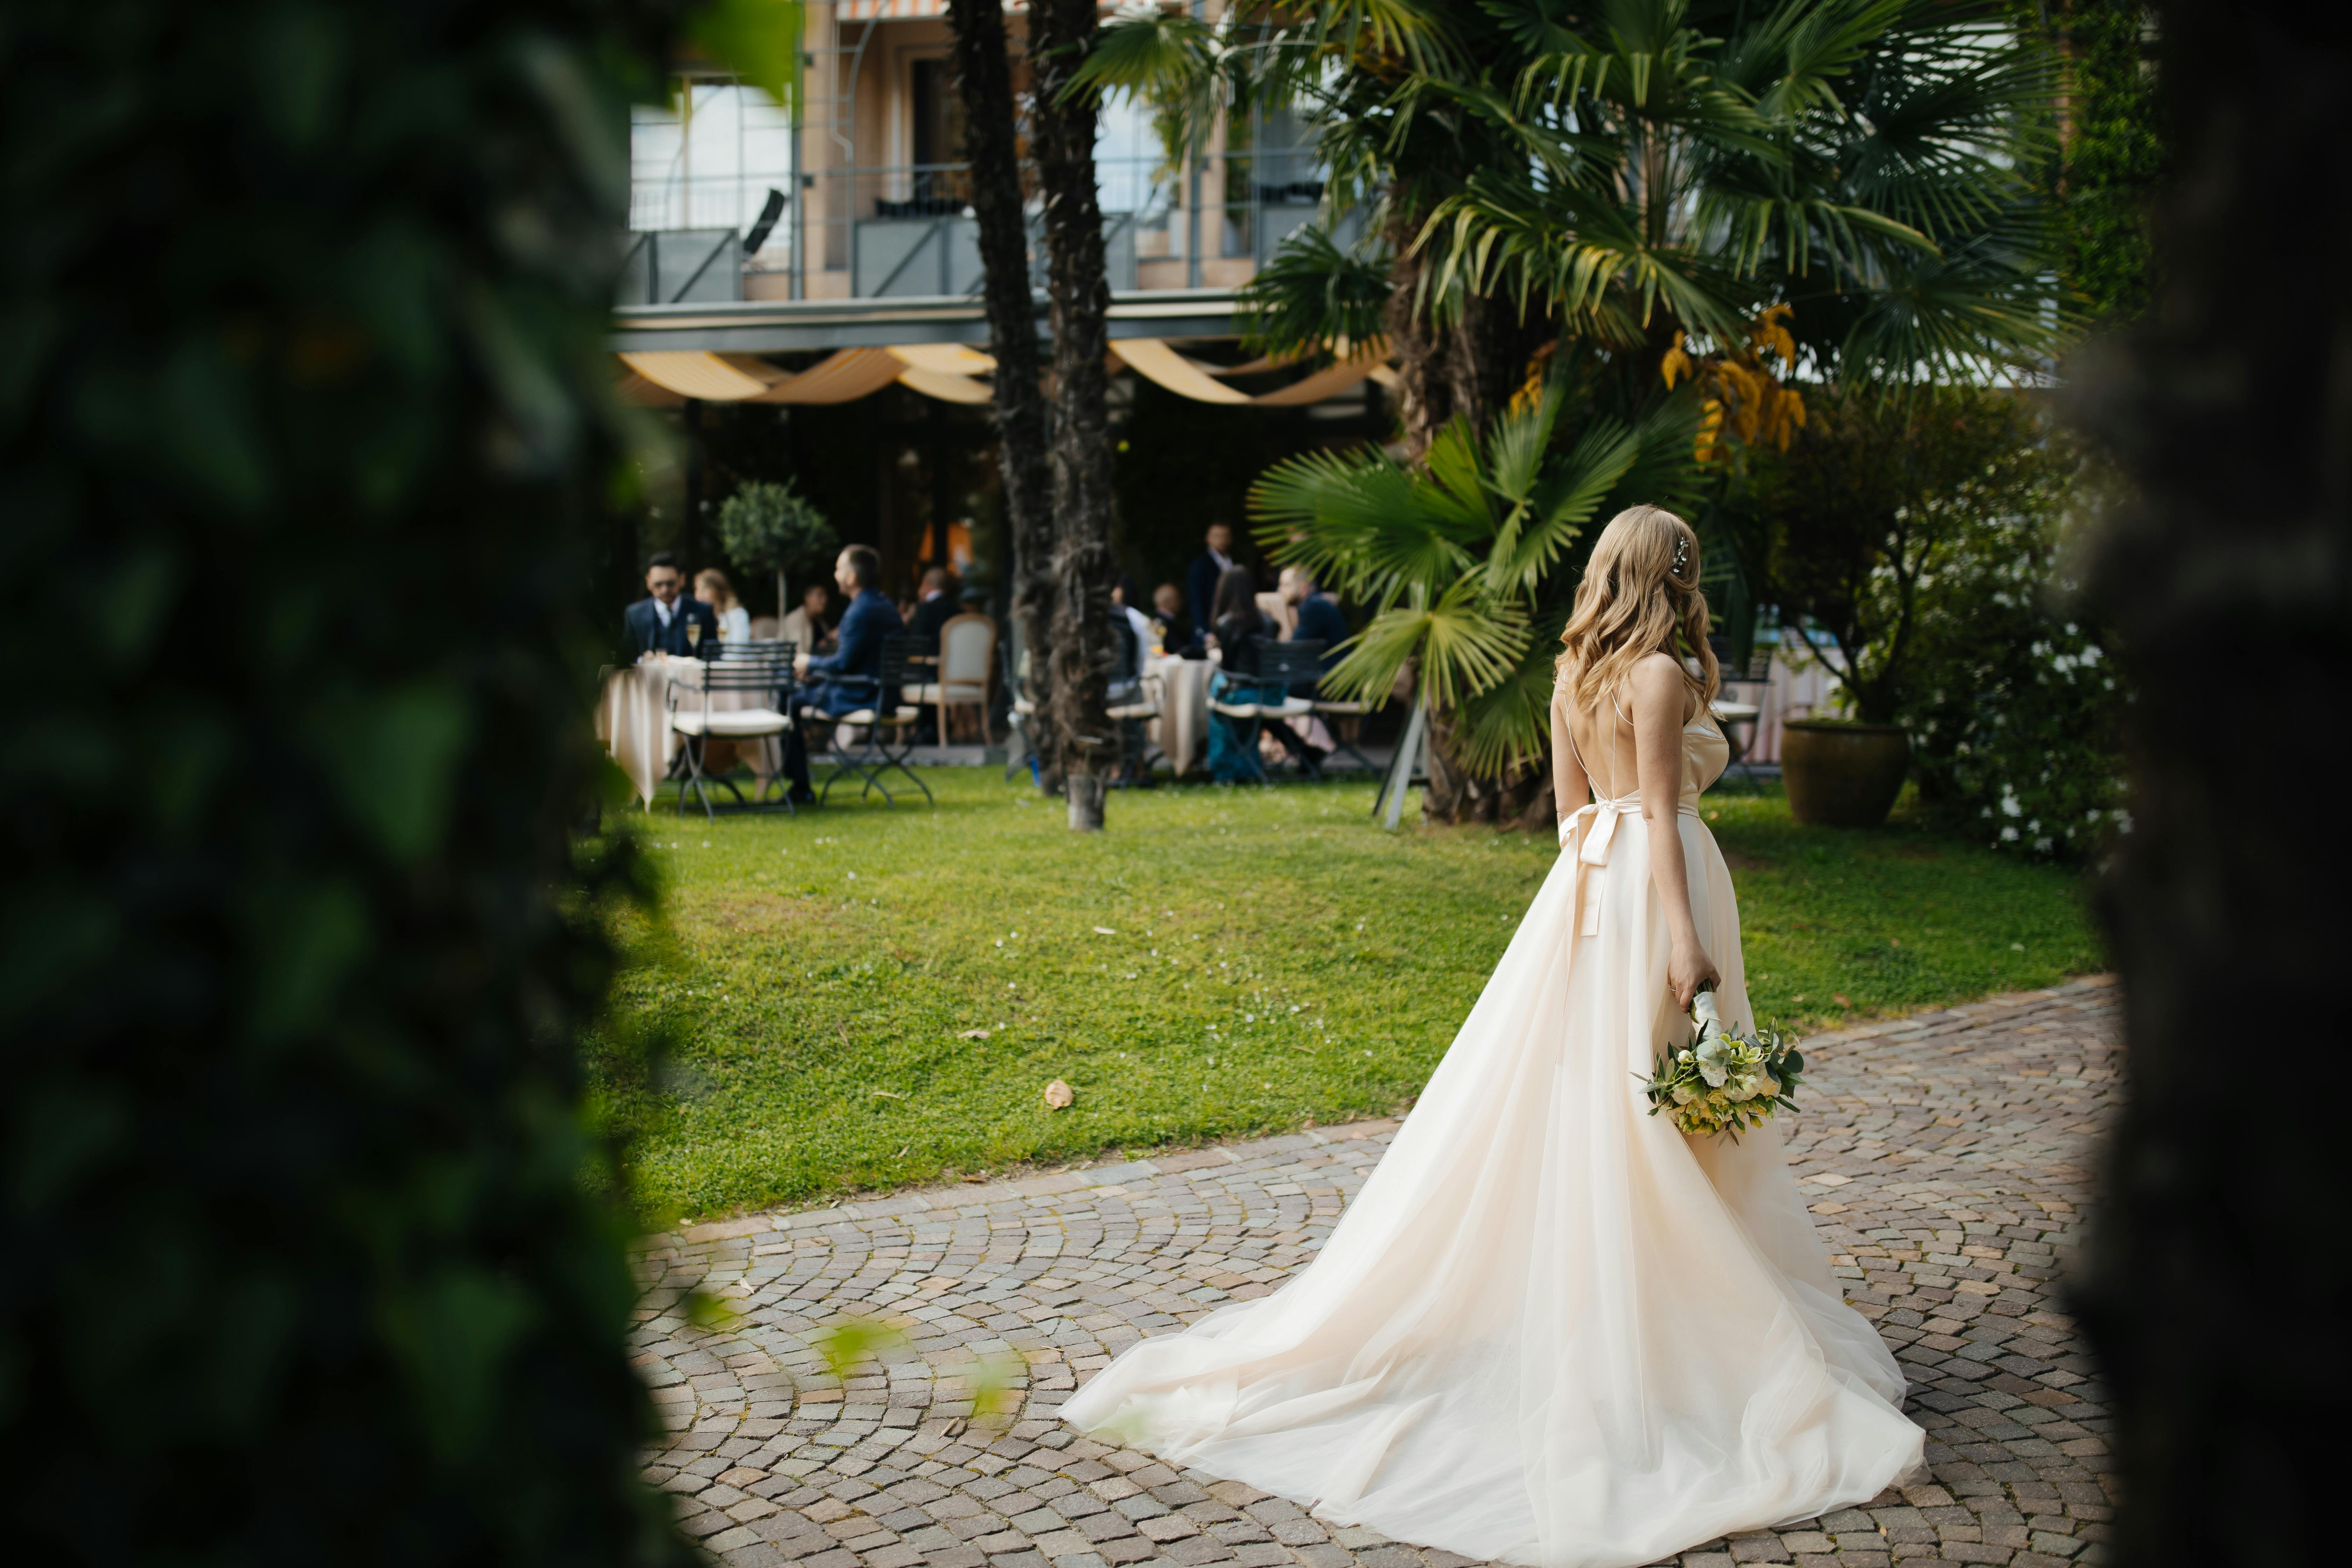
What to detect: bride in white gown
<box><xmin>1061</xmin><ymin>506</ymin><xmax>1922</xmax><ymax>1568</ymax></box>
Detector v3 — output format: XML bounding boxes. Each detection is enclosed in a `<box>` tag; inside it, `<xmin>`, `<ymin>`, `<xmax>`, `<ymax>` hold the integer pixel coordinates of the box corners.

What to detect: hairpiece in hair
<box><xmin>1672</xmin><ymin>534</ymin><xmax>1689</xmax><ymax>574</ymax></box>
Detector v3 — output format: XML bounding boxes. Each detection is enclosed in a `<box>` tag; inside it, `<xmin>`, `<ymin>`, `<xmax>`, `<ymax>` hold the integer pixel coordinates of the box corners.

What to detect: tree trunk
<box><xmin>1384</xmin><ymin>203</ymin><xmax>1557</xmax><ymax>825</ymax></box>
<box><xmin>1383</xmin><ymin>205</ymin><xmax>1482</xmax><ymax>462</ymax></box>
<box><xmin>1028</xmin><ymin>0</ymin><xmax>1119</xmax><ymax>829</ymax></box>
<box><xmin>946</xmin><ymin>0</ymin><xmax>1054</xmax><ymax>751</ymax></box>
<box><xmin>2065</xmin><ymin>3</ymin><xmax>2347</xmax><ymax>1562</ymax></box>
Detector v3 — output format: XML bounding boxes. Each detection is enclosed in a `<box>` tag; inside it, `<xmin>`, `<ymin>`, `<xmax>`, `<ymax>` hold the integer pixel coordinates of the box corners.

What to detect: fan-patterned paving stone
<box><xmin>633</xmin><ymin>977</ymin><xmax>2119</xmax><ymax>1568</ymax></box>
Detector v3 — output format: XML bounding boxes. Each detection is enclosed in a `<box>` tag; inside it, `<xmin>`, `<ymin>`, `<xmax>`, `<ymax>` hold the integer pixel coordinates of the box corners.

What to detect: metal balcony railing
<box><xmin>624</xmin><ymin>152</ymin><xmax>1334</xmax><ymax>302</ymax></box>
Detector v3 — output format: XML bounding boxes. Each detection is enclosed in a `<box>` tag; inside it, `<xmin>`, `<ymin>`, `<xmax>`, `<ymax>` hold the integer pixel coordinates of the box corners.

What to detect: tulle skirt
<box><xmin>1060</xmin><ymin>809</ymin><xmax>1923</xmax><ymax>1568</ymax></box>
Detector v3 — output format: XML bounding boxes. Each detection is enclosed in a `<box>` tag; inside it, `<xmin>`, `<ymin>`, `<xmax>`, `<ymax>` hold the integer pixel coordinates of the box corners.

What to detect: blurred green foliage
<box><xmin>0</xmin><ymin>1</ymin><xmax>704</xmax><ymax>1561</ymax></box>
<box><xmin>2058</xmin><ymin>0</ymin><xmax>2166</xmax><ymax>320</ymax></box>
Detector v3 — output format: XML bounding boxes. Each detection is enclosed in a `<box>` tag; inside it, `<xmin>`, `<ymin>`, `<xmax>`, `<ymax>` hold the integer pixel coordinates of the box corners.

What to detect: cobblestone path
<box><xmin>634</xmin><ymin>977</ymin><xmax>2119</xmax><ymax>1568</ymax></box>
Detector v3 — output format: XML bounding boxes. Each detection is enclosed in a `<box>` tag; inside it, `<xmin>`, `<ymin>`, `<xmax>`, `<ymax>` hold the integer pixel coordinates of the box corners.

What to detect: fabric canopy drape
<box><xmin>1109</xmin><ymin>337</ymin><xmax>1390</xmax><ymax>406</ymax></box>
<box><xmin>614</xmin><ymin>338</ymin><xmax>1388</xmax><ymax>409</ymax></box>
<box><xmin>615</xmin><ymin>347</ymin><xmax>979</xmax><ymax>407</ymax></box>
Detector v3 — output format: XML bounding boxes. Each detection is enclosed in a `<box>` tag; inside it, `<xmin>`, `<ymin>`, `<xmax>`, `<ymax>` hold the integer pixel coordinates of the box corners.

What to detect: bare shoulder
<box><xmin>1628</xmin><ymin>651</ymin><xmax>1684</xmax><ymax>697</ymax></box>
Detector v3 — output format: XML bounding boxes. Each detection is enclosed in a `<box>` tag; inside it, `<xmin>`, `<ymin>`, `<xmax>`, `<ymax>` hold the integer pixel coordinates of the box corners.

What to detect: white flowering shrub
<box><xmin>1900</xmin><ymin>479</ymin><xmax>2130</xmax><ymax>863</ymax></box>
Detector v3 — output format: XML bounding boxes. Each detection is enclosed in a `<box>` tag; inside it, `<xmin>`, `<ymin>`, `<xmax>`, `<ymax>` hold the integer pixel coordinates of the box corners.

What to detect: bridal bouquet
<box><xmin>1640</xmin><ymin>985</ymin><xmax>1804</xmax><ymax>1140</ymax></box>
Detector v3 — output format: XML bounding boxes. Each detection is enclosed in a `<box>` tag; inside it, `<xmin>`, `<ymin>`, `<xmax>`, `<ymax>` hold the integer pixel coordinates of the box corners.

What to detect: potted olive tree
<box><xmin>1740</xmin><ymin>388</ymin><xmax>2053</xmax><ymax>827</ymax></box>
<box><xmin>715</xmin><ymin>478</ymin><xmax>837</xmax><ymax>624</ymax></box>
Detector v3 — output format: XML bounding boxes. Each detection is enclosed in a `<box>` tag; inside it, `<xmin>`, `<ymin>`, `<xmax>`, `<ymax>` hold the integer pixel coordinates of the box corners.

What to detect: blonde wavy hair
<box><xmin>1557</xmin><ymin>504</ymin><xmax>1719</xmax><ymax>722</ymax></box>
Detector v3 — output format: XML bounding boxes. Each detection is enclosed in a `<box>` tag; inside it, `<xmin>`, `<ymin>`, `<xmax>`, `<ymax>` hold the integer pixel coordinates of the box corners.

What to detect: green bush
<box><xmin>716</xmin><ymin>477</ymin><xmax>838</xmax><ymax>610</ymax></box>
<box><xmin>1901</xmin><ymin>473</ymin><xmax>2131</xmax><ymax>862</ymax></box>
<box><xmin>0</xmin><ymin>1</ymin><xmax>697</xmax><ymax>1562</ymax></box>
<box><xmin>1738</xmin><ymin>387</ymin><xmax>2061</xmax><ymax>725</ymax></box>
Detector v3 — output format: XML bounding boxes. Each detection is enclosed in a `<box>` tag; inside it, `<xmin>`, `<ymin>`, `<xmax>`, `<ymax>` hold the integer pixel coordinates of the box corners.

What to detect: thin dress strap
<box><xmin>1564</xmin><ymin>686</ymin><xmax>1628</xmax><ymax>801</ymax></box>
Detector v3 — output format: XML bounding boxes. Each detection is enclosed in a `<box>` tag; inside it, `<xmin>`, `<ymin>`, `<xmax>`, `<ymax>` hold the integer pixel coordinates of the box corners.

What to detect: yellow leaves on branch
<box><xmin>1662</xmin><ymin>305</ymin><xmax>1806</xmax><ymax>465</ymax></box>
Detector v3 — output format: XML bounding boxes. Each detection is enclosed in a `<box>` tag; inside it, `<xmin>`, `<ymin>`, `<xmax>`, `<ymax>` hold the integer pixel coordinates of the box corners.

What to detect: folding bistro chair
<box><xmin>666</xmin><ymin>644</ymin><xmax>796</xmax><ymax>819</ymax></box>
<box><xmin>1003</xmin><ymin>640</ymin><xmax>1042</xmax><ymax>782</ymax></box>
<box><xmin>1209</xmin><ymin>638</ymin><xmax>1324</xmax><ymax>779</ymax></box>
<box><xmin>808</xmin><ymin>634</ymin><xmax>934</xmax><ymax>807</ymax></box>
<box><xmin>1254</xmin><ymin>638</ymin><xmax>1326</xmax><ymax>775</ymax></box>
<box><xmin>1106</xmin><ymin>633</ymin><xmax>1166</xmax><ymax>786</ymax></box>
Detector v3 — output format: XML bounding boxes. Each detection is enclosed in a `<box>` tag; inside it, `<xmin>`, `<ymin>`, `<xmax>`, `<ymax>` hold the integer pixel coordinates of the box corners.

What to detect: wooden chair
<box><xmin>905</xmin><ymin>612</ymin><xmax>995</xmax><ymax>745</ymax></box>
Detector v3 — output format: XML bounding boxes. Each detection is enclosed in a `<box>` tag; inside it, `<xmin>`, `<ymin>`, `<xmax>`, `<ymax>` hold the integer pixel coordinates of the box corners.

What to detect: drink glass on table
<box><xmin>685</xmin><ymin>619</ymin><xmax>702</xmax><ymax>652</ymax></box>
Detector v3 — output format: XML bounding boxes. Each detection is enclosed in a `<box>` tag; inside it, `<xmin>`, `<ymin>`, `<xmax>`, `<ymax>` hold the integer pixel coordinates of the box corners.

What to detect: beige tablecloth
<box><xmin>1146</xmin><ymin>654</ymin><xmax>1215</xmax><ymax>777</ymax></box>
<box><xmin>597</xmin><ymin>656</ymin><xmax>786</xmax><ymax>807</ymax></box>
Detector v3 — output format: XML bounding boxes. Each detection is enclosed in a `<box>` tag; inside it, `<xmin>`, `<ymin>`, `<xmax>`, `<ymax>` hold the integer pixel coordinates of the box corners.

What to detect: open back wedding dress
<box><xmin>1062</xmin><ymin>706</ymin><xmax>1923</xmax><ymax>1568</ymax></box>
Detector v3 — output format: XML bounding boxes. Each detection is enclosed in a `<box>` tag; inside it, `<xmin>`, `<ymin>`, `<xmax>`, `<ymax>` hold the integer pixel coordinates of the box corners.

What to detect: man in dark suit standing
<box><xmin>908</xmin><ymin>565</ymin><xmax>960</xmax><ymax>652</ymax></box>
<box><xmin>624</xmin><ymin>551</ymin><xmax>720</xmax><ymax>659</ymax></box>
<box><xmin>1184</xmin><ymin>522</ymin><xmax>1237</xmax><ymax>652</ymax></box>
<box><xmin>780</xmin><ymin>544</ymin><xmax>904</xmax><ymax>802</ymax></box>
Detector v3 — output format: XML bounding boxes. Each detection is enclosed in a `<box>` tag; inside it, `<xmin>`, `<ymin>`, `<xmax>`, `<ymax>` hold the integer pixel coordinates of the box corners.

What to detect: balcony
<box><xmin>621</xmin><ymin>155</ymin><xmax>1336</xmax><ymax>307</ymax></box>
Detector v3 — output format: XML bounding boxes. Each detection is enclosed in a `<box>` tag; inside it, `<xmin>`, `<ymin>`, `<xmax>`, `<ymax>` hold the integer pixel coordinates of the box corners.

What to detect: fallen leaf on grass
<box><xmin>1042</xmin><ymin>1078</ymin><xmax>1075</xmax><ymax>1110</ymax></box>
<box><xmin>1092</xmin><ymin>926</ymin><xmax>1116</xmax><ymax>935</ymax></box>
<box><xmin>957</xmin><ymin>1028</ymin><xmax>992</xmax><ymax>1040</ymax></box>
<box><xmin>871</xmin><ymin>1089</ymin><xmax>905</xmax><ymax>1099</ymax></box>
<box><xmin>1832</xmin><ymin>994</ymin><xmax>1851</xmax><ymax>1008</ymax></box>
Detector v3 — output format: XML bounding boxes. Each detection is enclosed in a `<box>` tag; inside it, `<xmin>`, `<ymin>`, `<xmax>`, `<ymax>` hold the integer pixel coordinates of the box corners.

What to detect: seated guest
<box><xmin>1278</xmin><ymin>565</ymin><xmax>1347</xmax><ymax>774</ymax></box>
<box><xmin>780</xmin><ymin>545</ymin><xmax>905</xmax><ymax>802</ymax></box>
<box><xmin>1185</xmin><ymin>522</ymin><xmax>1237</xmax><ymax>652</ymax></box>
<box><xmin>1151</xmin><ymin>581</ymin><xmax>1190</xmax><ymax>652</ymax></box>
<box><xmin>625</xmin><ymin>552</ymin><xmax>719</xmax><ymax>659</ymax></box>
<box><xmin>695</xmin><ymin>568</ymin><xmax>753</xmax><ymax>652</ymax></box>
<box><xmin>1112</xmin><ymin>578</ymin><xmax>1155</xmax><ymax>666</ymax></box>
<box><xmin>909</xmin><ymin>566</ymin><xmax>961</xmax><ymax>652</ymax></box>
<box><xmin>780</xmin><ymin>582</ymin><xmax>832</xmax><ymax>656</ymax></box>
<box><xmin>1205</xmin><ymin>566</ymin><xmax>1285</xmax><ymax>784</ymax></box>
<box><xmin>1282</xmin><ymin>565</ymin><xmax>1349</xmax><ymax>676</ymax></box>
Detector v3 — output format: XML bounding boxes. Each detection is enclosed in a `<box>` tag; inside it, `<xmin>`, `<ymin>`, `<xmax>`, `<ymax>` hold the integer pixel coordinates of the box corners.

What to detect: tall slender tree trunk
<box><xmin>2067</xmin><ymin>4</ymin><xmax>2347</xmax><ymax>1561</ymax></box>
<box><xmin>1384</xmin><ymin>203</ymin><xmax>1554</xmax><ymax>826</ymax></box>
<box><xmin>946</xmin><ymin>0</ymin><xmax>1055</xmax><ymax>761</ymax></box>
<box><xmin>1028</xmin><ymin>0</ymin><xmax>1119</xmax><ymax>830</ymax></box>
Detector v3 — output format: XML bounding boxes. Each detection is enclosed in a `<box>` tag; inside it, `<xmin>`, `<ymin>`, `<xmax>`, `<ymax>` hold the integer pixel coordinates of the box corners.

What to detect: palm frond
<box><xmin>1324</xmin><ymin>578</ymin><xmax>1533</xmax><ymax>712</ymax></box>
<box><xmin>1488</xmin><ymin>413</ymin><xmax>1644</xmax><ymax>597</ymax></box>
<box><xmin>1448</xmin><ymin>638</ymin><xmax>1564</xmax><ymax>776</ymax></box>
<box><xmin>1235</xmin><ymin>225</ymin><xmax>1393</xmax><ymax>357</ymax></box>
<box><xmin>1250</xmin><ymin>445</ymin><xmax>1485</xmax><ymax>607</ymax></box>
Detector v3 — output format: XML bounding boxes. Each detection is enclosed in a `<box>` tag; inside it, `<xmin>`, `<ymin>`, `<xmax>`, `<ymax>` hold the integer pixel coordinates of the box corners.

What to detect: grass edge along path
<box><xmin>593</xmin><ymin>770</ymin><xmax>2102</xmax><ymax>1223</ymax></box>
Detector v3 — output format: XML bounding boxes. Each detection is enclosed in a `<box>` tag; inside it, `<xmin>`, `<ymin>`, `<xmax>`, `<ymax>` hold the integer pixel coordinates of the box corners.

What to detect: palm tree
<box><xmin>1031</xmin><ymin>0</ymin><xmax>1123</xmax><ymax>829</ymax></box>
<box><xmin>1089</xmin><ymin>0</ymin><xmax>2066</xmax><ymax>821</ymax></box>
<box><xmin>1252</xmin><ymin>361</ymin><xmax>1704</xmax><ymax>821</ymax></box>
<box><xmin>946</xmin><ymin>0</ymin><xmax>1055</xmax><ymax>715</ymax></box>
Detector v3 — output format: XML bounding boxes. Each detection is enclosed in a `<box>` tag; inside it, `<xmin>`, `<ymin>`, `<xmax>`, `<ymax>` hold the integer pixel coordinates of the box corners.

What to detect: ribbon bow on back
<box><xmin>1559</xmin><ymin>794</ymin><xmax>1642</xmax><ymax>939</ymax></box>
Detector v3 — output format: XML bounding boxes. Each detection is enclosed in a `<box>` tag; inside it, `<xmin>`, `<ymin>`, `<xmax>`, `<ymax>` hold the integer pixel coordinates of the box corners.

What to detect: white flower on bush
<box><xmin>2000</xmin><ymin>788</ymin><xmax>2023</xmax><ymax>818</ymax></box>
<box><xmin>2000</xmin><ymin>825</ymin><xmax>2020</xmax><ymax>842</ymax></box>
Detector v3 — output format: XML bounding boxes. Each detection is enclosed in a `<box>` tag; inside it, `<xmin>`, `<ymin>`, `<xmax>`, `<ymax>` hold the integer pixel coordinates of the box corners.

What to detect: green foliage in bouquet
<box><xmin>1642</xmin><ymin>990</ymin><xmax>1804</xmax><ymax>1141</ymax></box>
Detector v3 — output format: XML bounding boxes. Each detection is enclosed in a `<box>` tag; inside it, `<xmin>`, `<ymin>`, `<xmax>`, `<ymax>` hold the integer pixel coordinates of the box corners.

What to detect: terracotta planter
<box><xmin>1780</xmin><ymin>720</ymin><xmax>1910</xmax><ymax>828</ymax></box>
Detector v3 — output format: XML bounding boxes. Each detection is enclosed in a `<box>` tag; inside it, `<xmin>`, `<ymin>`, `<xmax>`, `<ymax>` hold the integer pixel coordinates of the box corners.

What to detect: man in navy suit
<box><xmin>1276</xmin><ymin>565</ymin><xmax>1349</xmax><ymax>776</ymax></box>
<box><xmin>624</xmin><ymin>552</ymin><xmax>720</xmax><ymax>659</ymax></box>
<box><xmin>780</xmin><ymin>543</ymin><xmax>904</xmax><ymax>801</ymax></box>
<box><xmin>1283</xmin><ymin>564</ymin><xmax>1350</xmax><ymax>678</ymax></box>
<box><xmin>1184</xmin><ymin>522</ymin><xmax>1237</xmax><ymax>653</ymax></box>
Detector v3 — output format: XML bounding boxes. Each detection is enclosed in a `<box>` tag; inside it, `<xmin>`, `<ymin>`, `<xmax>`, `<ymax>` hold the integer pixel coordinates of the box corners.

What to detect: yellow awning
<box><xmin>1110</xmin><ymin>337</ymin><xmax>1390</xmax><ymax>406</ymax></box>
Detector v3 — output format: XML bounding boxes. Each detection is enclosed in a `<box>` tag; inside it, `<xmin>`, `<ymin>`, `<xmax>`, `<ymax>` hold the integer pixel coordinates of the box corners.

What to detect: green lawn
<box><xmin>594</xmin><ymin>770</ymin><xmax>2102</xmax><ymax>1222</ymax></box>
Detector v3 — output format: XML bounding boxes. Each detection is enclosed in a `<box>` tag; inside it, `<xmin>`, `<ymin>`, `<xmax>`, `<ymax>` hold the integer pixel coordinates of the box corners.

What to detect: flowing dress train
<box><xmin>1060</xmin><ymin>718</ymin><xmax>1922</xmax><ymax>1568</ymax></box>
